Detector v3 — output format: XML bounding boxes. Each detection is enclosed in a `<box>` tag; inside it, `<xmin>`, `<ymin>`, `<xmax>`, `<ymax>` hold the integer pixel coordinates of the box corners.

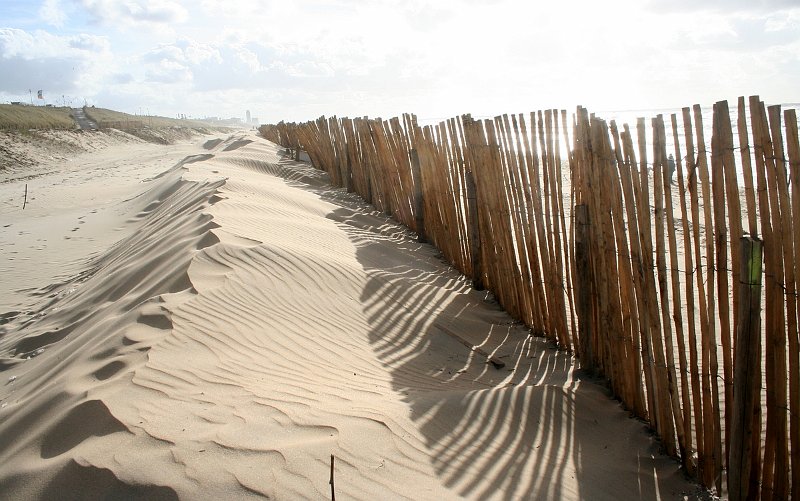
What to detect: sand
<box><xmin>0</xmin><ymin>132</ymin><xmax>706</xmax><ymax>499</ymax></box>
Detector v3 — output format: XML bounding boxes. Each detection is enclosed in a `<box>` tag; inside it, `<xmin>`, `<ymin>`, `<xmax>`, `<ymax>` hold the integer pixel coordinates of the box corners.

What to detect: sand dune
<box><xmin>0</xmin><ymin>133</ymin><xmax>705</xmax><ymax>499</ymax></box>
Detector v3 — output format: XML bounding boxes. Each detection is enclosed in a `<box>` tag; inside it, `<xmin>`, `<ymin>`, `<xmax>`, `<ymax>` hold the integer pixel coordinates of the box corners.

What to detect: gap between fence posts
<box><xmin>728</xmin><ymin>237</ymin><xmax>763</xmax><ymax>501</ymax></box>
<box><xmin>574</xmin><ymin>204</ymin><xmax>593</xmax><ymax>370</ymax></box>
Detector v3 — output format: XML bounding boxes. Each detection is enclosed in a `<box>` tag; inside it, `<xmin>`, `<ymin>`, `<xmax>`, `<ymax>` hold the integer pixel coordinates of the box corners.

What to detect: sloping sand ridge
<box><xmin>0</xmin><ymin>133</ymin><xmax>706</xmax><ymax>499</ymax></box>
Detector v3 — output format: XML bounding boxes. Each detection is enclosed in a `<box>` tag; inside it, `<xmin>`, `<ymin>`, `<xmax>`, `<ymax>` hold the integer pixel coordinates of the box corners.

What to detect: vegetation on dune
<box><xmin>83</xmin><ymin>107</ymin><xmax>215</xmax><ymax>129</ymax></box>
<box><xmin>79</xmin><ymin>107</ymin><xmax>236</xmax><ymax>144</ymax></box>
<box><xmin>0</xmin><ymin>105</ymin><xmax>232</xmax><ymax>135</ymax></box>
<box><xmin>0</xmin><ymin>104</ymin><xmax>76</xmax><ymax>131</ymax></box>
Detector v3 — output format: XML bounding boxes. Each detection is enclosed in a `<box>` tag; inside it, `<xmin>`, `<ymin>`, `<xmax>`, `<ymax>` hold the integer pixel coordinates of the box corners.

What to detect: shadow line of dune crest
<box><xmin>42</xmin><ymin>460</ymin><xmax>179</xmax><ymax>501</ymax></box>
<box><xmin>0</xmin><ymin>152</ymin><xmax>224</xmax><ymax>498</ymax></box>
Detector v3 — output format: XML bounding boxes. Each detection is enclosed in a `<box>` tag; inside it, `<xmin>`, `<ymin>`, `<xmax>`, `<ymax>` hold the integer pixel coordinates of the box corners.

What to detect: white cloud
<box><xmin>69</xmin><ymin>34</ymin><xmax>111</xmax><ymax>52</ymax></box>
<box><xmin>39</xmin><ymin>0</ymin><xmax>68</xmax><ymax>27</ymax></box>
<box><xmin>0</xmin><ymin>28</ymin><xmax>114</xmax><ymax>96</ymax></box>
<box><xmin>80</xmin><ymin>0</ymin><xmax>188</xmax><ymax>28</ymax></box>
<box><xmin>184</xmin><ymin>43</ymin><xmax>221</xmax><ymax>65</ymax></box>
<box><xmin>142</xmin><ymin>44</ymin><xmax>185</xmax><ymax>63</ymax></box>
<box><xmin>646</xmin><ymin>0</ymin><xmax>800</xmax><ymax>12</ymax></box>
<box><xmin>0</xmin><ymin>28</ymin><xmax>99</xmax><ymax>59</ymax></box>
<box><xmin>145</xmin><ymin>59</ymin><xmax>191</xmax><ymax>83</ymax></box>
<box><xmin>134</xmin><ymin>38</ymin><xmax>339</xmax><ymax>94</ymax></box>
<box><xmin>3</xmin><ymin>0</ymin><xmax>799</xmax><ymax>121</ymax></box>
<box><xmin>233</xmin><ymin>46</ymin><xmax>261</xmax><ymax>72</ymax></box>
<box><xmin>764</xmin><ymin>8</ymin><xmax>800</xmax><ymax>30</ymax></box>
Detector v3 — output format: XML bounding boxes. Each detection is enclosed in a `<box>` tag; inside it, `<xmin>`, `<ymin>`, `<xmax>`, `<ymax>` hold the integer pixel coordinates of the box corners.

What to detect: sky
<box><xmin>1</xmin><ymin>0</ymin><xmax>799</xmax><ymax>124</ymax></box>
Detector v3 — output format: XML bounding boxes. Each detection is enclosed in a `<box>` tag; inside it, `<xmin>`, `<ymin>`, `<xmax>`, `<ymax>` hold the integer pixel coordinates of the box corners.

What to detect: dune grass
<box><xmin>83</xmin><ymin>107</ymin><xmax>215</xmax><ymax>129</ymax></box>
<box><xmin>0</xmin><ymin>104</ymin><xmax>76</xmax><ymax>131</ymax></box>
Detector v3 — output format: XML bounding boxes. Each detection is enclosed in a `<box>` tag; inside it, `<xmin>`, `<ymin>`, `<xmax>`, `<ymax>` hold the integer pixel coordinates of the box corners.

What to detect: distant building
<box><xmin>246</xmin><ymin>110</ymin><xmax>251</xmax><ymax>123</ymax></box>
<box><xmin>198</xmin><ymin>116</ymin><xmax>249</xmax><ymax>127</ymax></box>
<box><xmin>208</xmin><ymin>117</ymin><xmax>244</xmax><ymax>127</ymax></box>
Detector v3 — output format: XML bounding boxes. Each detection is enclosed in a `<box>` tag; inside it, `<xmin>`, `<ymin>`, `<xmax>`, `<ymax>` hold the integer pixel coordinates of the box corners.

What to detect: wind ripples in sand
<box><xmin>0</xmin><ymin>134</ymin><xmax>706</xmax><ymax>500</ymax></box>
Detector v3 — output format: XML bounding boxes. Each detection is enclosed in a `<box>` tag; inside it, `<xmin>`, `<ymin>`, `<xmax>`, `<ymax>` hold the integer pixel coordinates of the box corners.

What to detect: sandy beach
<box><xmin>0</xmin><ymin>132</ymin><xmax>705</xmax><ymax>499</ymax></box>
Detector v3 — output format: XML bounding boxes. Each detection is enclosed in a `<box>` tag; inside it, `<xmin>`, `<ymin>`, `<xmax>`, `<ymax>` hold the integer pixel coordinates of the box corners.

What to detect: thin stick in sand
<box><xmin>329</xmin><ymin>454</ymin><xmax>335</xmax><ymax>501</ymax></box>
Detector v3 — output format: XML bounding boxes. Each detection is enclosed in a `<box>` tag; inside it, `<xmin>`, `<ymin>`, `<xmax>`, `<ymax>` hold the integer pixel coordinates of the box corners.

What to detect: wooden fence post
<box><xmin>728</xmin><ymin>237</ymin><xmax>763</xmax><ymax>501</ymax></box>
<box><xmin>465</xmin><ymin>169</ymin><xmax>483</xmax><ymax>290</ymax></box>
<box><xmin>574</xmin><ymin>204</ymin><xmax>593</xmax><ymax>370</ymax></box>
<box><xmin>410</xmin><ymin>148</ymin><xmax>427</xmax><ymax>243</ymax></box>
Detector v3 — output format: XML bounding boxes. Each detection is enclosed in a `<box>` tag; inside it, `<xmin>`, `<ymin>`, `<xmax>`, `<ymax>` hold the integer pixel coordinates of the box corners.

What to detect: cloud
<box><xmin>142</xmin><ymin>44</ymin><xmax>185</xmax><ymax>63</ymax></box>
<box><xmin>80</xmin><ymin>0</ymin><xmax>188</xmax><ymax>28</ymax></box>
<box><xmin>646</xmin><ymin>0</ymin><xmax>800</xmax><ymax>12</ymax></box>
<box><xmin>3</xmin><ymin>28</ymin><xmax>68</xmax><ymax>59</ymax></box>
<box><xmin>0</xmin><ymin>57</ymin><xmax>80</xmax><ymax>93</ymax></box>
<box><xmin>69</xmin><ymin>34</ymin><xmax>111</xmax><ymax>52</ymax></box>
<box><xmin>135</xmin><ymin>39</ymin><xmax>341</xmax><ymax>92</ymax></box>
<box><xmin>0</xmin><ymin>28</ymin><xmax>113</xmax><ymax>95</ymax></box>
<box><xmin>145</xmin><ymin>60</ymin><xmax>191</xmax><ymax>83</ymax></box>
<box><xmin>39</xmin><ymin>0</ymin><xmax>68</xmax><ymax>27</ymax></box>
<box><xmin>4</xmin><ymin>1</ymin><xmax>799</xmax><ymax>122</ymax></box>
<box><xmin>111</xmin><ymin>72</ymin><xmax>135</xmax><ymax>84</ymax></box>
<box><xmin>0</xmin><ymin>30</ymin><xmax>81</xmax><ymax>92</ymax></box>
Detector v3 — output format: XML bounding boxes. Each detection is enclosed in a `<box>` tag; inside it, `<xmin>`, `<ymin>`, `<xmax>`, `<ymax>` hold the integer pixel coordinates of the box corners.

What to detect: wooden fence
<box><xmin>259</xmin><ymin>96</ymin><xmax>800</xmax><ymax>500</ymax></box>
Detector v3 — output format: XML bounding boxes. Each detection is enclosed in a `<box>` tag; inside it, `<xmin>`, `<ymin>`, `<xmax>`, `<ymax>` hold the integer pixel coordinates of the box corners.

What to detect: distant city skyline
<box><xmin>1</xmin><ymin>0</ymin><xmax>799</xmax><ymax>124</ymax></box>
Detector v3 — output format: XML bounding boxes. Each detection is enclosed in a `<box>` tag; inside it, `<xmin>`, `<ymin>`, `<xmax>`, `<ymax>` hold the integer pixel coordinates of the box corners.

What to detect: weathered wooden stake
<box><xmin>574</xmin><ymin>204</ymin><xmax>593</xmax><ymax>369</ymax></box>
<box><xmin>23</xmin><ymin>183</ymin><xmax>27</xmax><ymax>210</ymax></box>
<box><xmin>728</xmin><ymin>237</ymin><xmax>763</xmax><ymax>501</ymax></box>
<box><xmin>409</xmin><ymin>148</ymin><xmax>426</xmax><ymax>243</ymax></box>
<box><xmin>464</xmin><ymin>170</ymin><xmax>482</xmax><ymax>290</ymax></box>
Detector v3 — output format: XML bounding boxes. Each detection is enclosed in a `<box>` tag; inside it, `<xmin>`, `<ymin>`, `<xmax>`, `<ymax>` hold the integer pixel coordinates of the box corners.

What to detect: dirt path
<box><xmin>71</xmin><ymin>108</ymin><xmax>98</xmax><ymax>130</ymax></box>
